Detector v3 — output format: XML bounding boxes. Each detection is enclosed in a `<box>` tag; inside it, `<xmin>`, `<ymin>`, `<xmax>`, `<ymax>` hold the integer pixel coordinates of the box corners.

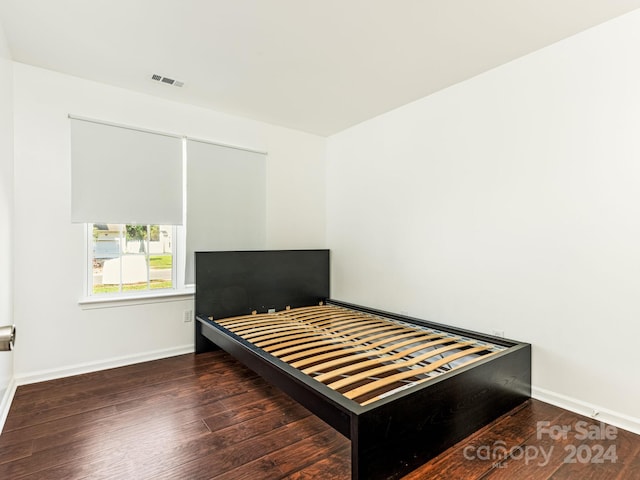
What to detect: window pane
<box><xmin>92</xmin><ymin>224</ymin><xmax>122</xmax><ymax>294</ymax></box>
<box><xmin>150</xmin><ymin>254</ymin><xmax>173</xmax><ymax>289</ymax></box>
<box><xmin>149</xmin><ymin>225</ymin><xmax>173</xmax><ymax>290</ymax></box>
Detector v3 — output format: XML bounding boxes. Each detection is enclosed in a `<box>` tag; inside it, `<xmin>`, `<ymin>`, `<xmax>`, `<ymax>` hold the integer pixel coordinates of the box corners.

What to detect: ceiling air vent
<box><xmin>150</xmin><ymin>74</ymin><xmax>184</xmax><ymax>87</ymax></box>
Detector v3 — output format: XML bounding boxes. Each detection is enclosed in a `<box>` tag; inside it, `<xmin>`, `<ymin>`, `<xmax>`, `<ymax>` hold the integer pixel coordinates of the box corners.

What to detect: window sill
<box><xmin>79</xmin><ymin>286</ymin><xmax>195</xmax><ymax>309</ymax></box>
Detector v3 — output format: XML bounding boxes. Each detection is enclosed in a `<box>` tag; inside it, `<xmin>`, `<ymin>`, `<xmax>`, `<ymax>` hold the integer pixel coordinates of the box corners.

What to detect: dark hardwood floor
<box><xmin>0</xmin><ymin>351</ymin><xmax>637</xmax><ymax>479</ymax></box>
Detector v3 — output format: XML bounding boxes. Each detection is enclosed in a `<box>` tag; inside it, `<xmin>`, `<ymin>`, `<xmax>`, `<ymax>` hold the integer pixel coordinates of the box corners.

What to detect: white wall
<box><xmin>12</xmin><ymin>63</ymin><xmax>325</xmax><ymax>378</ymax></box>
<box><xmin>0</xmin><ymin>20</ymin><xmax>14</xmax><ymax>418</ymax></box>
<box><xmin>327</xmin><ymin>10</ymin><xmax>640</xmax><ymax>430</ymax></box>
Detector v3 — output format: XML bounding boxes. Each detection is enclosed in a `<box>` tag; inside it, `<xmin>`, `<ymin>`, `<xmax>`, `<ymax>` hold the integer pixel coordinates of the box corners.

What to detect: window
<box><xmin>89</xmin><ymin>224</ymin><xmax>175</xmax><ymax>295</ymax></box>
<box><xmin>72</xmin><ymin>116</ymin><xmax>267</xmax><ymax>301</ymax></box>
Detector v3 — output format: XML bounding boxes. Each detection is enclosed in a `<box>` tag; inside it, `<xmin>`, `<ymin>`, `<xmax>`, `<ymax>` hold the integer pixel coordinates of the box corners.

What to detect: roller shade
<box><xmin>185</xmin><ymin>139</ymin><xmax>266</xmax><ymax>284</ymax></box>
<box><xmin>70</xmin><ymin>117</ymin><xmax>183</xmax><ymax>225</ymax></box>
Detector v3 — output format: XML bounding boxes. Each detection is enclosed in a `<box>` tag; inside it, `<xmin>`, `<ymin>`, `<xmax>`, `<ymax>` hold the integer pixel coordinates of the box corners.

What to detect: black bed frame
<box><xmin>195</xmin><ymin>250</ymin><xmax>531</xmax><ymax>480</ymax></box>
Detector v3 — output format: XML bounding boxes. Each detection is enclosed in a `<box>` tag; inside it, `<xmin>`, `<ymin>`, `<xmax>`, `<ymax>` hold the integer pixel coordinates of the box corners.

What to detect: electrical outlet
<box><xmin>183</xmin><ymin>310</ymin><xmax>193</xmax><ymax>323</ymax></box>
<box><xmin>492</xmin><ymin>329</ymin><xmax>505</xmax><ymax>338</ymax></box>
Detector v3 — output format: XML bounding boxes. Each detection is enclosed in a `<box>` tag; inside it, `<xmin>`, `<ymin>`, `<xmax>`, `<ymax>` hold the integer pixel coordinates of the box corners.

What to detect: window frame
<box><xmin>81</xmin><ymin>223</ymin><xmax>191</xmax><ymax>306</ymax></box>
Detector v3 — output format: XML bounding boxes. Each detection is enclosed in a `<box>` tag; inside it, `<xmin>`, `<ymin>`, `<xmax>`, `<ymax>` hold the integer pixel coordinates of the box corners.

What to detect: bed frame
<box><xmin>195</xmin><ymin>250</ymin><xmax>531</xmax><ymax>480</ymax></box>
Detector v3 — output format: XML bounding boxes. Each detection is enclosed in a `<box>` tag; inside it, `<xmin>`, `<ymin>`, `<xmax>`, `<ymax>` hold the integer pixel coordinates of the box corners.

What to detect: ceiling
<box><xmin>1</xmin><ymin>0</ymin><xmax>640</xmax><ymax>136</ymax></box>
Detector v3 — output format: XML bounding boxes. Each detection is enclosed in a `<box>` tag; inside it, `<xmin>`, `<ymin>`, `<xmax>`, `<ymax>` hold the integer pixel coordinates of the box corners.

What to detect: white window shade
<box><xmin>70</xmin><ymin>117</ymin><xmax>183</xmax><ymax>225</ymax></box>
<box><xmin>185</xmin><ymin>139</ymin><xmax>266</xmax><ymax>284</ymax></box>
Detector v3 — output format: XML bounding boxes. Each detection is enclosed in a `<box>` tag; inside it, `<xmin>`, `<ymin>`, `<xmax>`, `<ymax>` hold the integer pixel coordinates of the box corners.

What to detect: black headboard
<box><xmin>195</xmin><ymin>250</ymin><xmax>330</xmax><ymax>320</ymax></box>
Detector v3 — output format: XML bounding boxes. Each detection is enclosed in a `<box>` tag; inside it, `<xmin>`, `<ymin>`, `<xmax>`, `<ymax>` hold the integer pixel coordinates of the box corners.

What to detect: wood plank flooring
<box><xmin>0</xmin><ymin>351</ymin><xmax>637</xmax><ymax>479</ymax></box>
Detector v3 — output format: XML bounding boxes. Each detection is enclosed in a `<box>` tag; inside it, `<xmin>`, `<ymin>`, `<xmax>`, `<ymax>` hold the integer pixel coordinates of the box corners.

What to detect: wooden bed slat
<box><xmin>345</xmin><ymin>346</ymin><xmax>493</xmax><ymax>401</ymax></box>
<box><xmin>254</xmin><ymin>322</ymin><xmax>405</xmax><ymax>348</ymax></box>
<box><xmin>279</xmin><ymin>343</ymin><xmax>347</xmax><ymax>362</ymax></box>
<box><xmin>282</xmin><ymin>328</ymin><xmax>440</xmax><ymax>364</ymax></box>
<box><xmin>291</xmin><ymin>330</ymin><xmax>435</xmax><ymax>369</ymax></box>
<box><xmin>257</xmin><ymin>324</ymin><xmax>406</xmax><ymax>351</ymax></box>
<box><xmin>271</xmin><ymin>336</ymin><xmax>369</xmax><ymax>357</ymax></box>
<box><xmin>327</xmin><ymin>342</ymin><xmax>476</xmax><ymax>391</ymax></box>
<box><xmin>311</xmin><ymin>336</ymin><xmax>458</xmax><ymax>382</ymax></box>
<box><xmin>233</xmin><ymin>323</ymin><xmax>309</xmax><ymax>338</ymax></box>
<box><xmin>247</xmin><ymin>328</ymin><xmax>314</xmax><ymax>344</ymax></box>
<box><xmin>218</xmin><ymin>307</ymin><xmax>357</xmax><ymax>328</ymax></box>
<box><xmin>236</xmin><ymin>316</ymin><xmax>397</xmax><ymax>341</ymax></box>
<box><xmin>302</xmin><ymin>334</ymin><xmax>442</xmax><ymax>375</ymax></box>
<box><xmin>225</xmin><ymin>310</ymin><xmax>369</xmax><ymax>331</ymax></box>
<box><xmin>276</xmin><ymin>325</ymin><xmax>439</xmax><ymax>362</ymax></box>
<box><xmin>234</xmin><ymin>314</ymin><xmax>387</xmax><ymax>336</ymax></box>
<box><xmin>218</xmin><ymin>315</ymin><xmax>286</xmax><ymax>329</ymax></box>
<box><xmin>277</xmin><ymin>310</ymin><xmax>373</xmax><ymax>323</ymax></box>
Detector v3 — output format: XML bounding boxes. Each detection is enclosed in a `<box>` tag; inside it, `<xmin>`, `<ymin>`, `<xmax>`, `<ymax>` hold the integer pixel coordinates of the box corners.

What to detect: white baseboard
<box><xmin>14</xmin><ymin>344</ymin><xmax>194</xmax><ymax>386</ymax></box>
<box><xmin>0</xmin><ymin>376</ymin><xmax>17</xmax><ymax>434</ymax></box>
<box><xmin>532</xmin><ymin>386</ymin><xmax>640</xmax><ymax>436</ymax></box>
